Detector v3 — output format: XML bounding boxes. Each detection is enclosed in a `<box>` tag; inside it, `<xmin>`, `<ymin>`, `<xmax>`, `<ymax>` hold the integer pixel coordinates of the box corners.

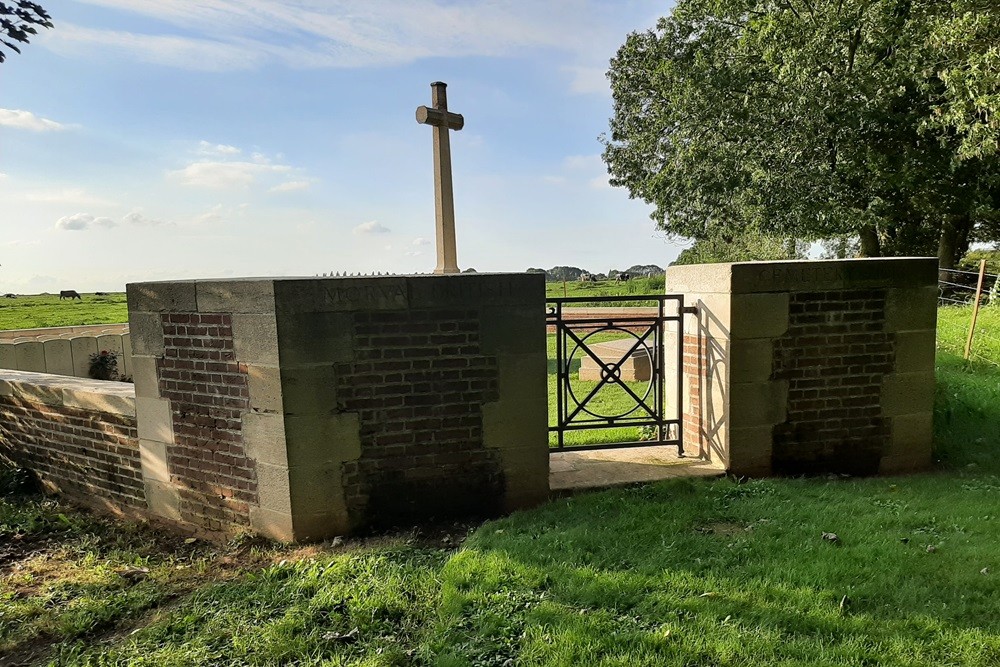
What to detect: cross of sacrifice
<box><xmin>416</xmin><ymin>81</ymin><xmax>464</xmax><ymax>275</ymax></box>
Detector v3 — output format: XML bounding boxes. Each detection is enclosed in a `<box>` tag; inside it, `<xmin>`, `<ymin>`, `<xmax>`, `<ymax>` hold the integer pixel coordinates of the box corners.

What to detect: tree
<box><xmin>603</xmin><ymin>0</ymin><xmax>1000</xmax><ymax>269</ymax></box>
<box><xmin>672</xmin><ymin>232</ymin><xmax>807</xmax><ymax>266</ymax></box>
<box><xmin>1</xmin><ymin>1</ymin><xmax>51</xmax><ymax>63</ymax></box>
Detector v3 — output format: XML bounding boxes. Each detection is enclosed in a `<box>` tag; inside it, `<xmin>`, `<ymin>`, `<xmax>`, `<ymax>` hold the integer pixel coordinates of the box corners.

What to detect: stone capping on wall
<box><xmin>0</xmin><ymin>327</ymin><xmax>133</xmax><ymax>381</ymax></box>
<box><xmin>0</xmin><ymin>368</ymin><xmax>136</xmax><ymax>417</ymax></box>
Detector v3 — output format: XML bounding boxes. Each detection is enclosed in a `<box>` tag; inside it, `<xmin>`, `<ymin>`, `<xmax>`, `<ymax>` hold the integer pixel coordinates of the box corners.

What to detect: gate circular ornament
<box><xmin>565</xmin><ymin>326</ymin><xmax>655</xmax><ymax>421</ymax></box>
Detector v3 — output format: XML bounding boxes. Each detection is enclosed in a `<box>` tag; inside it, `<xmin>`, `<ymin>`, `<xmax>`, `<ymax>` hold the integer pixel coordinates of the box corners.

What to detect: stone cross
<box><xmin>416</xmin><ymin>81</ymin><xmax>464</xmax><ymax>275</ymax></box>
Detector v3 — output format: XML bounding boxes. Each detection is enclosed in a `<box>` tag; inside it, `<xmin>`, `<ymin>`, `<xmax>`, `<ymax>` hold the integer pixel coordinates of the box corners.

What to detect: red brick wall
<box><xmin>336</xmin><ymin>309</ymin><xmax>502</xmax><ymax>525</ymax></box>
<box><xmin>771</xmin><ymin>290</ymin><xmax>895</xmax><ymax>474</ymax></box>
<box><xmin>682</xmin><ymin>333</ymin><xmax>704</xmax><ymax>457</ymax></box>
<box><xmin>156</xmin><ymin>313</ymin><xmax>257</xmax><ymax>532</ymax></box>
<box><xmin>0</xmin><ymin>396</ymin><xmax>143</xmax><ymax>509</ymax></box>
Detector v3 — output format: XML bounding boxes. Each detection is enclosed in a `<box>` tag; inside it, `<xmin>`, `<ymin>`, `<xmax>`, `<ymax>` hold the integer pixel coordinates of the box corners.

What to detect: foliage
<box><xmin>0</xmin><ymin>1</ymin><xmax>51</xmax><ymax>63</ymax></box>
<box><xmin>673</xmin><ymin>233</ymin><xmax>808</xmax><ymax>265</ymax></box>
<box><xmin>957</xmin><ymin>248</ymin><xmax>1000</xmax><ymax>274</ymax></box>
<box><xmin>0</xmin><ymin>292</ymin><xmax>127</xmax><ymax>330</ymax></box>
<box><xmin>603</xmin><ymin>0</ymin><xmax>1000</xmax><ymax>264</ymax></box>
<box><xmin>87</xmin><ymin>350</ymin><xmax>119</xmax><ymax>381</ymax></box>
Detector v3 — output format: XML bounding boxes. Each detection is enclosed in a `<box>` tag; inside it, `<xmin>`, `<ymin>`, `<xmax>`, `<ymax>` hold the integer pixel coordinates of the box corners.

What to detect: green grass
<box><xmin>0</xmin><ymin>293</ymin><xmax>128</xmax><ymax>331</ymax></box>
<box><xmin>2</xmin><ymin>306</ymin><xmax>1000</xmax><ymax>665</ymax></box>
<box><xmin>545</xmin><ymin>276</ymin><xmax>667</xmax><ymax>306</ymax></box>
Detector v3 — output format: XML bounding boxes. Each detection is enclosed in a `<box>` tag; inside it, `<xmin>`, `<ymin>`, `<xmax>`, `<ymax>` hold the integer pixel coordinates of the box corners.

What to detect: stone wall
<box><xmin>0</xmin><ymin>325</ymin><xmax>132</xmax><ymax>380</ymax></box>
<box><xmin>0</xmin><ymin>370</ymin><xmax>143</xmax><ymax>511</ymax></box>
<box><xmin>128</xmin><ymin>274</ymin><xmax>549</xmax><ymax>542</ymax></box>
<box><xmin>666</xmin><ymin>258</ymin><xmax>937</xmax><ymax>476</ymax></box>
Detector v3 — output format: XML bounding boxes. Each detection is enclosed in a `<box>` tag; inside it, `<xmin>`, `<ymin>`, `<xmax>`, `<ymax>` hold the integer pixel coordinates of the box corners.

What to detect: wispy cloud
<box><xmin>169</xmin><ymin>160</ymin><xmax>292</xmax><ymax>188</ymax></box>
<box><xmin>354</xmin><ymin>220</ymin><xmax>391</xmax><ymax>235</ymax></box>
<box><xmin>25</xmin><ymin>188</ymin><xmax>117</xmax><ymax>207</ymax></box>
<box><xmin>0</xmin><ymin>109</ymin><xmax>68</xmax><ymax>132</ymax></box>
<box><xmin>269</xmin><ymin>180</ymin><xmax>312</xmax><ymax>193</ymax></box>
<box><xmin>55</xmin><ymin>213</ymin><xmax>116</xmax><ymax>231</ymax></box>
<box><xmin>55</xmin><ymin>1</ymin><xmax>618</xmax><ymax>72</ymax></box>
<box><xmin>197</xmin><ymin>141</ymin><xmax>242</xmax><ymax>156</ymax></box>
<box><xmin>564</xmin><ymin>66</ymin><xmax>610</xmax><ymax>95</ymax></box>
<box><xmin>123</xmin><ymin>209</ymin><xmax>169</xmax><ymax>226</ymax></box>
<box><xmin>412</xmin><ymin>237</ymin><xmax>431</xmax><ymax>246</ymax></box>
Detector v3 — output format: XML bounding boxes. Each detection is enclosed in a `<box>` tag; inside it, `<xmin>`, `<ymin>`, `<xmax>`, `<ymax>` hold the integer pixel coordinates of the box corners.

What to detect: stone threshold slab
<box><xmin>549</xmin><ymin>445</ymin><xmax>725</xmax><ymax>491</ymax></box>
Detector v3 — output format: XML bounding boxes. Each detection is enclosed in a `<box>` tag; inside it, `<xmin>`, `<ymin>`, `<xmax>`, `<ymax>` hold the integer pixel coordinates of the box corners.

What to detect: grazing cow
<box><xmin>615</xmin><ymin>272</ymin><xmax>631</xmax><ymax>283</ymax></box>
<box><xmin>3</xmin><ymin>293</ymin><xmax>15</xmax><ymax>299</ymax></box>
<box><xmin>59</xmin><ymin>290</ymin><xmax>82</xmax><ymax>301</ymax></box>
<box><xmin>578</xmin><ymin>273</ymin><xmax>596</xmax><ymax>283</ymax></box>
<box><xmin>95</xmin><ymin>291</ymin><xmax>109</xmax><ymax>296</ymax></box>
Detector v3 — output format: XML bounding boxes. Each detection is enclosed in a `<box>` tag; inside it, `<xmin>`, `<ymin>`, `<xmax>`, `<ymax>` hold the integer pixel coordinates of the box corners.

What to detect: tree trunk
<box><xmin>938</xmin><ymin>218</ymin><xmax>958</xmax><ymax>281</ymax></box>
<box><xmin>859</xmin><ymin>225</ymin><xmax>881</xmax><ymax>257</ymax></box>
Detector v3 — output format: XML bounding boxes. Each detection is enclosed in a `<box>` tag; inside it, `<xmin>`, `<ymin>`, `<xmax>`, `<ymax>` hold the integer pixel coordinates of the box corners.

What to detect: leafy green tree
<box><xmin>603</xmin><ymin>0</ymin><xmax>1000</xmax><ymax>269</ymax></box>
<box><xmin>672</xmin><ymin>232</ymin><xmax>807</xmax><ymax>266</ymax></box>
<box><xmin>1</xmin><ymin>1</ymin><xmax>51</xmax><ymax>63</ymax></box>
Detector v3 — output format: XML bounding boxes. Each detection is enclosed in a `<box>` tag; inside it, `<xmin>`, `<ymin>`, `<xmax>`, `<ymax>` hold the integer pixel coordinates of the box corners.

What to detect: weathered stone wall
<box><xmin>667</xmin><ymin>258</ymin><xmax>937</xmax><ymax>476</ymax></box>
<box><xmin>0</xmin><ymin>370</ymin><xmax>143</xmax><ymax>511</ymax></box>
<box><xmin>127</xmin><ymin>274</ymin><xmax>549</xmax><ymax>542</ymax></box>
<box><xmin>0</xmin><ymin>329</ymin><xmax>132</xmax><ymax>380</ymax></box>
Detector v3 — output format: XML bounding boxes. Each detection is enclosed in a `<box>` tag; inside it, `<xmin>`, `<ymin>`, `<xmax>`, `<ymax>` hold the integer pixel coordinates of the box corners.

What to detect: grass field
<box><xmin>3</xmin><ymin>303</ymin><xmax>1000</xmax><ymax>664</ymax></box>
<box><xmin>0</xmin><ymin>293</ymin><xmax>128</xmax><ymax>331</ymax></box>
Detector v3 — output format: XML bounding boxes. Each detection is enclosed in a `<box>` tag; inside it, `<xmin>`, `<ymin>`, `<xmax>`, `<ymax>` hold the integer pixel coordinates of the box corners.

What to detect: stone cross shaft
<box><xmin>416</xmin><ymin>81</ymin><xmax>464</xmax><ymax>275</ymax></box>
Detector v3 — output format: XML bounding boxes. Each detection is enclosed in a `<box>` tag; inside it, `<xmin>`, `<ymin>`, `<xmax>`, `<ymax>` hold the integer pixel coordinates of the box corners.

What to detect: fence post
<box><xmin>963</xmin><ymin>259</ymin><xmax>988</xmax><ymax>360</ymax></box>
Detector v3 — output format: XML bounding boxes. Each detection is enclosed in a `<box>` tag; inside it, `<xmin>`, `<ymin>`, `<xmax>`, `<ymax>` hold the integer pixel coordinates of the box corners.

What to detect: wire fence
<box><xmin>937</xmin><ymin>263</ymin><xmax>1000</xmax><ymax>367</ymax></box>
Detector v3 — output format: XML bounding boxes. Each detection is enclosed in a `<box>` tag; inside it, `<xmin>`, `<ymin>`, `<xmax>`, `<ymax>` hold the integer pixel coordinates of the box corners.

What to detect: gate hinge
<box><xmin>680</xmin><ymin>305</ymin><xmax>698</xmax><ymax>315</ymax></box>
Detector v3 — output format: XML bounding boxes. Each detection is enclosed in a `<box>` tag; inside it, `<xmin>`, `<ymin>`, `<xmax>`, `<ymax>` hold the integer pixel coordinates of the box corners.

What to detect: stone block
<box><xmin>244</xmin><ymin>412</ymin><xmax>288</xmax><ymax>467</ymax></box>
<box><xmin>0</xmin><ymin>344</ymin><xmax>15</xmax><ymax>370</ymax></box>
<box><xmin>731</xmin><ymin>293</ymin><xmax>789</xmax><ymax>339</ymax></box>
<box><xmin>885</xmin><ymin>287</ymin><xmax>938</xmax><ymax>332</ymax></box>
<box><xmin>63</xmin><ymin>385</ymin><xmax>136</xmax><ymax>417</ymax></box>
<box><xmin>136</xmin><ymin>396</ymin><xmax>174</xmax><ymax>443</ymax></box>
<box><xmin>121</xmin><ymin>333</ymin><xmax>133</xmax><ymax>380</ymax></box>
<box><xmin>42</xmin><ymin>339</ymin><xmax>74</xmax><ymax>377</ymax></box>
<box><xmin>249</xmin><ymin>506</ymin><xmax>296</xmax><ymax>542</ymax></box>
<box><xmin>730</xmin><ymin>258</ymin><xmax>938</xmax><ymax>294</ymax></box>
<box><xmin>726</xmin><ymin>425</ymin><xmax>774</xmax><ymax>476</ymax></box>
<box><xmin>246</xmin><ymin>363</ymin><xmax>284</xmax><ymax>414</ymax></box>
<box><xmin>127</xmin><ymin>281</ymin><xmax>197</xmax><ymax>313</ymax></box>
<box><xmin>10</xmin><ymin>378</ymin><xmax>63</xmax><ymax>406</ymax></box>
<box><xmin>275</xmin><ymin>278</ymin><xmax>408</xmax><ymax>314</ymax></box>
<box><xmin>291</xmin><ymin>509</ymin><xmax>351</xmax><ymax>542</ymax></box>
<box><xmin>665</xmin><ymin>263</ymin><xmax>733</xmax><ymax>294</ymax></box>
<box><xmin>128</xmin><ymin>312</ymin><xmax>164</xmax><ymax>357</ymax></box>
<box><xmin>131</xmin><ymin>355</ymin><xmax>160</xmax><ymax>399</ymax></box>
<box><xmin>881</xmin><ymin>372</ymin><xmax>935</xmax><ymax>417</ymax></box>
<box><xmin>279</xmin><ymin>364</ymin><xmax>338</xmax><ymax>416</ymax></box>
<box><xmin>255</xmin><ymin>462</ymin><xmax>293</xmax><ymax>514</ymax></box>
<box><xmin>70</xmin><ymin>336</ymin><xmax>99</xmax><ymax>378</ymax></box>
<box><xmin>887</xmin><ymin>412</ymin><xmax>934</xmax><ymax>456</ymax></box>
<box><xmin>407</xmin><ymin>273</ymin><xmax>543</xmax><ymax>310</ymax></box>
<box><xmin>894</xmin><ymin>330</ymin><xmax>937</xmax><ymax>373</ymax></box>
<box><xmin>730</xmin><ymin>338</ymin><xmax>775</xmax><ymax>383</ymax></box>
<box><xmin>288</xmin><ymin>463</ymin><xmax>348</xmax><ymax>515</ymax></box>
<box><xmin>480</xmin><ymin>304</ymin><xmax>545</xmax><ymax>355</ymax></box>
<box><xmin>687</xmin><ymin>293</ymin><xmax>732</xmax><ymax>338</ymax></box>
<box><xmin>139</xmin><ymin>439</ymin><xmax>170</xmax><ymax>482</ymax></box>
<box><xmin>284</xmin><ymin>413</ymin><xmax>361</xmax><ymax>466</ymax></box>
<box><xmin>14</xmin><ymin>341</ymin><xmax>45</xmax><ymax>373</ymax></box>
<box><xmin>729</xmin><ymin>380</ymin><xmax>788</xmax><ymax>428</ymax></box>
<box><xmin>276</xmin><ymin>312</ymin><xmax>354</xmax><ymax>365</ymax></box>
<box><xmin>196</xmin><ymin>279</ymin><xmax>275</xmax><ymax>314</ymax></box>
<box><xmin>96</xmin><ymin>334</ymin><xmax>125</xmax><ymax>373</ymax></box>
<box><xmin>144</xmin><ymin>479</ymin><xmax>182</xmax><ymax>521</ymax></box>
<box><xmin>232</xmin><ymin>313</ymin><xmax>279</xmax><ymax>365</ymax></box>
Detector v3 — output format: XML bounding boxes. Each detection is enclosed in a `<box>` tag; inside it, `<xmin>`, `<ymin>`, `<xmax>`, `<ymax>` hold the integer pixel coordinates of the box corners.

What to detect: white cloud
<box><xmin>197</xmin><ymin>141</ymin><xmax>242</xmax><ymax>156</ymax></box>
<box><xmin>269</xmin><ymin>180</ymin><xmax>312</xmax><ymax>193</ymax></box>
<box><xmin>412</xmin><ymin>237</ymin><xmax>431</xmax><ymax>246</ymax></box>
<box><xmin>542</xmin><ymin>175</ymin><xmax>568</xmax><ymax>185</ymax></box>
<box><xmin>0</xmin><ymin>173</ymin><xmax>7</xmax><ymax>180</ymax></box>
<box><xmin>354</xmin><ymin>220</ymin><xmax>391</xmax><ymax>235</ymax></box>
<box><xmin>55</xmin><ymin>213</ymin><xmax>117</xmax><ymax>231</ymax></box>
<box><xmin>588</xmin><ymin>175</ymin><xmax>611</xmax><ymax>190</ymax></box>
<box><xmin>0</xmin><ymin>109</ymin><xmax>68</xmax><ymax>132</ymax></box>
<box><xmin>564</xmin><ymin>154</ymin><xmax>604</xmax><ymax>171</ymax></box>
<box><xmin>123</xmin><ymin>209</ymin><xmax>169</xmax><ymax>226</ymax></box>
<box><xmin>168</xmin><ymin>160</ymin><xmax>292</xmax><ymax>188</ymax></box>
<box><xmin>405</xmin><ymin>250</ymin><xmax>423</xmax><ymax>257</ymax></box>
<box><xmin>564</xmin><ymin>66</ymin><xmax>610</xmax><ymax>95</ymax></box>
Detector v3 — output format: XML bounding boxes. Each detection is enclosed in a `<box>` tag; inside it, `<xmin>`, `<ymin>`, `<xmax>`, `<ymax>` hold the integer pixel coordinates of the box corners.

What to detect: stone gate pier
<box><xmin>667</xmin><ymin>258</ymin><xmax>938</xmax><ymax>477</ymax></box>
<box><xmin>128</xmin><ymin>274</ymin><xmax>549</xmax><ymax>542</ymax></box>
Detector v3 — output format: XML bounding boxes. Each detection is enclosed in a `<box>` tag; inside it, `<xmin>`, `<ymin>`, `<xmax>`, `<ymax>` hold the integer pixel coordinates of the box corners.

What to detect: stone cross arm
<box><xmin>415</xmin><ymin>104</ymin><xmax>464</xmax><ymax>130</ymax></box>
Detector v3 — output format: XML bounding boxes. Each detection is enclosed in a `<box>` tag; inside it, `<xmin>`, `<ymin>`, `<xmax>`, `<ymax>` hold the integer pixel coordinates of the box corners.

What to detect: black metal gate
<box><xmin>547</xmin><ymin>294</ymin><xmax>690</xmax><ymax>453</ymax></box>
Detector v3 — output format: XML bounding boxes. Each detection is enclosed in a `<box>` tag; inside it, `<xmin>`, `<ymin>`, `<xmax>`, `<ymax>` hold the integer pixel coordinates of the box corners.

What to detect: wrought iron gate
<box><xmin>547</xmin><ymin>294</ymin><xmax>691</xmax><ymax>453</ymax></box>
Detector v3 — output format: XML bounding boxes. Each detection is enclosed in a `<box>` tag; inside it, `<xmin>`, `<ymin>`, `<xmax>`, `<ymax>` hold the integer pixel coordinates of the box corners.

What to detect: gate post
<box><xmin>666</xmin><ymin>259</ymin><xmax>938</xmax><ymax>477</ymax></box>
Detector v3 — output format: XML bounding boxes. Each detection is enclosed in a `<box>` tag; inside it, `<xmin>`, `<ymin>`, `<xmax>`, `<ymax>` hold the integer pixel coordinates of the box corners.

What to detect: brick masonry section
<box><xmin>337</xmin><ymin>309</ymin><xmax>502</xmax><ymax>525</ymax></box>
<box><xmin>156</xmin><ymin>312</ymin><xmax>257</xmax><ymax>531</ymax></box>
<box><xmin>771</xmin><ymin>290</ymin><xmax>895</xmax><ymax>474</ymax></box>
<box><xmin>0</xmin><ymin>387</ymin><xmax>142</xmax><ymax>510</ymax></box>
<box><xmin>681</xmin><ymin>333</ymin><xmax>704</xmax><ymax>457</ymax></box>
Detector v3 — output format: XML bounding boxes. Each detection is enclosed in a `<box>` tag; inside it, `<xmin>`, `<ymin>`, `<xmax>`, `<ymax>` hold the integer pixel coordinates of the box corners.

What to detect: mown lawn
<box><xmin>0</xmin><ymin>294</ymin><xmax>128</xmax><ymax>331</ymax></box>
<box><xmin>1</xmin><ymin>306</ymin><xmax>999</xmax><ymax>665</ymax></box>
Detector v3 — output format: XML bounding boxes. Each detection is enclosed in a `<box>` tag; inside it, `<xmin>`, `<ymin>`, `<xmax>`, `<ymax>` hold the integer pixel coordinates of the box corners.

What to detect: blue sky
<box><xmin>0</xmin><ymin>0</ymin><xmax>685</xmax><ymax>292</ymax></box>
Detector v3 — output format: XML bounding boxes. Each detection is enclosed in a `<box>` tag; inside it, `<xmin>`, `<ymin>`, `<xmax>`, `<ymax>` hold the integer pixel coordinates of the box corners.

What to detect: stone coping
<box><xmin>0</xmin><ymin>323</ymin><xmax>129</xmax><ymax>342</ymax></box>
<box><xmin>0</xmin><ymin>369</ymin><xmax>136</xmax><ymax>417</ymax></box>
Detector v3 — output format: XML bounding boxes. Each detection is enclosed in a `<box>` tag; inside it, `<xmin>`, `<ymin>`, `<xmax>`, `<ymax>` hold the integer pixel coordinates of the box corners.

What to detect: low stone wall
<box><xmin>0</xmin><ymin>325</ymin><xmax>132</xmax><ymax>380</ymax></box>
<box><xmin>0</xmin><ymin>370</ymin><xmax>144</xmax><ymax>512</ymax></box>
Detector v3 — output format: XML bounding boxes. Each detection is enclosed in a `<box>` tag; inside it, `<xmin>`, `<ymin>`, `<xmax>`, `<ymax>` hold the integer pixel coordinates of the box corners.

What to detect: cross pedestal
<box><xmin>416</xmin><ymin>81</ymin><xmax>463</xmax><ymax>275</ymax></box>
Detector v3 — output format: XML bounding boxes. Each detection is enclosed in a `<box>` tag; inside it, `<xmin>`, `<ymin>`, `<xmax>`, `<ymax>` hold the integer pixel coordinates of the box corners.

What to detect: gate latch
<box><xmin>680</xmin><ymin>305</ymin><xmax>698</xmax><ymax>315</ymax></box>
